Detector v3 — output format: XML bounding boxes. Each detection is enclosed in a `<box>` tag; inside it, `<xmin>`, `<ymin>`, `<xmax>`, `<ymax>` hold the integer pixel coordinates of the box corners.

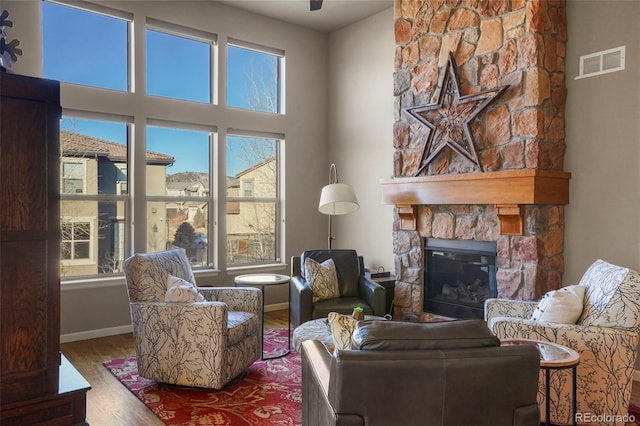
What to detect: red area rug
<box><xmin>104</xmin><ymin>329</ymin><xmax>301</xmax><ymax>425</ymax></box>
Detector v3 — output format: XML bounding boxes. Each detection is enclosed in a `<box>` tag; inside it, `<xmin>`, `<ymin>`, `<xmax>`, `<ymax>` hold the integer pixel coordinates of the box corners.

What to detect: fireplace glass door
<box><xmin>424</xmin><ymin>238</ymin><xmax>497</xmax><ymax>319</ymax></box>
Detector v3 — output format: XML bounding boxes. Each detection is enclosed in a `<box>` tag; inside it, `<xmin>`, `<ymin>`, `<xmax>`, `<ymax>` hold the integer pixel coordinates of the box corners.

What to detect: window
<box><xmin>146</xmin><ymin>21</ymin><xmax>215</xmax><ymax>103</ymax></box>
<box><xmin>146</xmin><ymin>124</ymin><xmax>213</xmax><ymax>267</ymax></box>
<box><xmin>42</xmin><ymin>1</ymin><xmax>130</xmax><ymax>91</ymax></box>
<box><xmin>42</xmin><ymin>1</ymin><xmax>287</xmax><ymax>280</ymax></box>
<box><xmin>61</xmin><ymin>220</ymin><xmax>92</xmax><ymax>261</ymax></box>
<box><xmin>59</xmin><ymin>116</ymin><xmax>129</xmax><ymax>277</ymax></box>
<box><xmin>226</xmin><ymin>134</ymin><xmax>280</xmax><ymax>266</ymax></box>
<box><xmin>62</xmin><ymin>161</ymin><xmax>86</xmax><ymax>194</ymax></box>
<box><xmin>227</xmin><ymin>40</ymin><xmax>284</xmax><ymax>114</ymax></box>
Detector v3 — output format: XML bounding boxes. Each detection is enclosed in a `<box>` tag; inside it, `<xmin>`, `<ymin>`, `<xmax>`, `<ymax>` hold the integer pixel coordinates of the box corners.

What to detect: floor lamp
<box><xmin>318</xmin><ymin>163</ymin><xmax>359</xmax><ymax>249</ymax></box>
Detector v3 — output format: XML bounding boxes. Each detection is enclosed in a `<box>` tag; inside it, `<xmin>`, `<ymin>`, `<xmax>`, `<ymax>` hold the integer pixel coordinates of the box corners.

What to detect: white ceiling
<box><xmin>216</xmin><ymin>0</ymin><xmax>393</xmax><ymax>33</ymax></box>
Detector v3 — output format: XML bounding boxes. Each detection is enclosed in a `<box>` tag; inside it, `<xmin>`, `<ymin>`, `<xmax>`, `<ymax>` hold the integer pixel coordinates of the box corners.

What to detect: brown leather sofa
<box><xmin>301</xmin><ymin>319</ymin><xmax>540</xmax><ymax>426</ymax></box>
<box><xmin>290</xmin><ymin>249</ymin><xmax>386</xmax><ymax>327</ymax></box>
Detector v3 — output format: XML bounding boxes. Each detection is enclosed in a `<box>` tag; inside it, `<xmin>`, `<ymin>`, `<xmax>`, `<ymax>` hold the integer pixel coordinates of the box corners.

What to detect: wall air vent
<box><xmin>575</xmin><ymin>46</ymin><xmax>625</xmax><ymax>80</ymax></box>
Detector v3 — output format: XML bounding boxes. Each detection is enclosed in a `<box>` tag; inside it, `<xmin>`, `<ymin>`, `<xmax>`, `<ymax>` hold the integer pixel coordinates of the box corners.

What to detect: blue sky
<box><xmin>42</xmin><ymin>1</ymin><xmax>278</xmax><ymax>177</ymax></box>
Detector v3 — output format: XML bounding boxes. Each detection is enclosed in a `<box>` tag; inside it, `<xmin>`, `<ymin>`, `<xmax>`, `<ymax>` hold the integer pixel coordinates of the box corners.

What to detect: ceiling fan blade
<box><xmin>310</xmin><ymin>0</ymin><xmax>323</xmax><ymax>11</ymax></box>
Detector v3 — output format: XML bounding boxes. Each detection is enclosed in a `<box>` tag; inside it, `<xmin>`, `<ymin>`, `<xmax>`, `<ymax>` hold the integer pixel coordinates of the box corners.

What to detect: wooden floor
<box><xmin>64</xmin><ymin>309</ymin><xmax>640</xmax><ymax>425</ymax></box>
<box><xmin>61</xmin><ymin>309</ymin><xmax>290</xmax><ymax>426</ymax></box>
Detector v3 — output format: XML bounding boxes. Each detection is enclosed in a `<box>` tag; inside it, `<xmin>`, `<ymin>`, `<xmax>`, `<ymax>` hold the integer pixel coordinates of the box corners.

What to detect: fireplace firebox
<box><xmin>424</xmin><ymin>238</ymin><xmax>497</xmax><ymax>319</ymax></box>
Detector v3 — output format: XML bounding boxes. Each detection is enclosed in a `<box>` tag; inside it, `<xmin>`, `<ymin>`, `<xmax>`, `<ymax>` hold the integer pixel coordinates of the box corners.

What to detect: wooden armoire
<box><xmin>0</xmin><ymin>73</ymin><xmax>90</xmax><ymax>425</ymax></box>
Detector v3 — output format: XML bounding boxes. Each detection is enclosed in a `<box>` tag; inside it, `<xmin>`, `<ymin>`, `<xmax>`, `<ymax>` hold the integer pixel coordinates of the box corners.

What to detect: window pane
<box><xmin>226</xmin><ymin>201</ymin><xmax>276</xmax><ymax>265</ymax></box>
<box><xmin>42</xmin><ymin>1</ymin><xmax>128</xmax><ymax>91</ymax></box>
<box><xmin>146</xmin><ymin>126</ymin><xmax>210</xmax><ymax>197</ymax></box>
<box><xmin>226</xmin><ymin>136</ymin><xmax>277</xmax><ymax>198</ymax></box>
<box><xmin>61</xmin><ymin>118</ymin><xmax>128</xmax><ymax>196</ymax></box>
<box><xmin>227</xmin><ymin>45</ymin><xmax>280</xmax><ymax>113</ymax></box>
<box><xmin>146</xmin><ymin>29</ymin><xmax>211</xmax><ymax>103</ymax></box>
<box><xmin>61</xmin><ymin>201</ymin><xmax>127</xmax><ymax>277</ymax></box>
<box><xmin>147</xmin><ymin>202</ymin><xmax>209</xmax><ymax>268</ymax></box>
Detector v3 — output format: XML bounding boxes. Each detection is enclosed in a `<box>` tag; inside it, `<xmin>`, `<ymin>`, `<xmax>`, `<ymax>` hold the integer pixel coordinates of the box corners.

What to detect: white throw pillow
<box><xmin>328</xmin><ymin>312</ymin><xmax>359</xmax><ymax>351</ymax></box>
<box><xmin>304</xmin><ymin>257</ymin><xmax>340</xmax><ymax>303</ymax></box>
<box><xmin>531</xmin><ymin>285</ymin><xmax>586</xmax><ymax>324</ymax></box>
<box><xmin>165</xmin><ymin>274</ymin><xmax>205</xmax><ymax>303</ymax></box>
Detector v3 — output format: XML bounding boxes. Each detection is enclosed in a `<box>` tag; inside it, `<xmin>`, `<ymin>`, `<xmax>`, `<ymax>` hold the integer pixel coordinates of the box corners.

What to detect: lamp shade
<box><xmin>318</xmin><ymin>183</ymin><xmax>359</xmax><ymax>215</ymax></box>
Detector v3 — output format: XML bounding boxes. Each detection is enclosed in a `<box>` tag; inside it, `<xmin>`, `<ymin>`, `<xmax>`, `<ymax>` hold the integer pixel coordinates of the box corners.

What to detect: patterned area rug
<box><xmin>104</xmin><ymin>329</ymin><xmax>301</xmax><ymax>425</ymax></box>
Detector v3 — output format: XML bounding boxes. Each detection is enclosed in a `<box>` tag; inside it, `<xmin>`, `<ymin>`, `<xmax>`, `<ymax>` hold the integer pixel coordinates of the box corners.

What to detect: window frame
<box><xmin>145</xmin><ymin>18</ymin><xmax>217</xmax><ymax>104</ymax></box>
<box><xmin>145</xmin><ymin>120</ymin><xmax>217</xmax><ymax>270</ymax></box>
<box><xmin>225</xmin><ymin>130</ymin><xmax>283</xmax><ymax>268</ymax></box>
<box><xmin>226</xmin><ymin>38</ymin><xmax>286</xmax><ymax>115</ymax></box>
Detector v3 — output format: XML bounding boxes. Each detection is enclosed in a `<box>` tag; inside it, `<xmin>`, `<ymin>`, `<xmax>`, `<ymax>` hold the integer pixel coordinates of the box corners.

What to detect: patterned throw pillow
<box><xmin>577</xmin><ymin>259</ymin><xmax>640</xmax><ymax>330</ymax></box>
<box><xmin>304</xmin><ymin>258</ymin><xmax>340</xmax><ymax>302</ymax></box>
<box><xmin>531</xmin><ymin>285</ymin><xmax>586</xmax><ymax>324</ymax></box>
<box><xmin>165</xmin><ymin>274</ymin><xmax>205</xmax><ymax>303</ymax></box>
<box><xmin>328</xmin><ymin>312</ymin><xmax>359</xmax><ymax>351</ymax></box>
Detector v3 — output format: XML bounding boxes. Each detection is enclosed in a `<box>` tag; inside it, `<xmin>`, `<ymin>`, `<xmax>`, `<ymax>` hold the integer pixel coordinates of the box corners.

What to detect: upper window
<box><xmin>146</xmin><ymin>23</ymin><xmax>214</xmax><ymax>103</ymax></box>
<box><xmin>42</xmin><ymin>1</ymin><xmax>129</xmax><ymax>91</ymax></box>
<box><xmin>227</xmin><ymin>41</ymin><xmax>284</xmax><ymax>114</ymax></box>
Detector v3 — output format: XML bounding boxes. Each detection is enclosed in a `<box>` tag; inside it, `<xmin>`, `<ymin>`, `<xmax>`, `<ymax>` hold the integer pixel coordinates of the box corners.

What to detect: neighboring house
<box><xmin>60</xmin><ymin>131</ymin><xmax>174</xmax><ymax>276</ymax></box>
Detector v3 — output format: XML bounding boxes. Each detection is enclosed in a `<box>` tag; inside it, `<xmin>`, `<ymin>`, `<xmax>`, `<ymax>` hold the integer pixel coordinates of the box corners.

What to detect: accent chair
<box><xmin>290</xmin><ymin>249</ymin><xmax>385</xmax><ymax>327</ymax></box>
<box><xmin>486</xmin><ymin>259</ymin><xmax>640</xmax><ymax>425</ymax></box>
<box><xmin>123</xmin><ymin>248</ymin><xmax>262</xmax><ymax>389</ymax></box>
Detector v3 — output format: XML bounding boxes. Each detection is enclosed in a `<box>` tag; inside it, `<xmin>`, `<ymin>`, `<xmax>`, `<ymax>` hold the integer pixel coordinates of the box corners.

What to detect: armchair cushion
<box><xmin>577</xmin><ymin>259</ymin><xmax>640</xmax><ymax>330</ymax></box>
<box><xmin>352</xmin><ymin>319</ymin><xmax>499</xmax><ymax>351</ymax></box>
<box><xmin>165</xmin><ymin>274</ymin><xmax>205</xmax><ymax>303</ymax></box>
<box><xmin>304</xmin><ymin>257</ymin><xmax>340</xmax><ymax>302</ymax></box>
<box><xmin>530</xmin><ymin>285</ymin><xmax>585</xmax><ymax>324</ymax></box>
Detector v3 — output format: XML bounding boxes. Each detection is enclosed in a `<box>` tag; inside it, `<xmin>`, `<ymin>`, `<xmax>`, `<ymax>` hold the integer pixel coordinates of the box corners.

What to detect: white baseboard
<box><xmin>265</xmin><ymin>302</ymin><xmax>289</xmax><ymax>312</ymax></box>
<box><xmin>60</xmin><ymin>303</ymin><xmax>289</xmax><ymax>343</ymax></box>
<box><xmin>61</xmin><ymin>324</ymin><xmax>133</xmax><ymax>343</ymax></box>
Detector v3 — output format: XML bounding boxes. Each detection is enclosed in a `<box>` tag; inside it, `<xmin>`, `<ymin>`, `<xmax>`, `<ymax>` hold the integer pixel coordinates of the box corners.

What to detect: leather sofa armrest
<box><xmin>291</xmin><ymin>275</ymin><xmax>313</xmax><ymax>327</ymax></box>
<box><xmin>358</xmin><ymin>277</ymin><xmax>386</xmax><ymax>317</ymax></box>
<box><xmin>301</xmin><ymin>340</ymin><xmax>337</xmax><ymax>426</ymax></box>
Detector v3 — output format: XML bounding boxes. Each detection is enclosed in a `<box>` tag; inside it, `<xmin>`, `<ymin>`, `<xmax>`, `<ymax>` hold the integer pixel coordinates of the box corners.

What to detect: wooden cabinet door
<box><xmin>0</xmin><ymin>73</ymin><xmax>61</xmax><ymax>405</ymax></box>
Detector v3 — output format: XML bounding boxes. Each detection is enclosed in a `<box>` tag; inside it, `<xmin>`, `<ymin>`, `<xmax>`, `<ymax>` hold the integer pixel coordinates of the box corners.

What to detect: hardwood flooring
<box><xmin>61</xmin><ymin>309</ymin><xmax>290</xmax><ymax>426</ymax></box>
<box><xmin>63</xmin><ymin>309</ymin><xmax>640</xmax><ymax>425</ymax></box>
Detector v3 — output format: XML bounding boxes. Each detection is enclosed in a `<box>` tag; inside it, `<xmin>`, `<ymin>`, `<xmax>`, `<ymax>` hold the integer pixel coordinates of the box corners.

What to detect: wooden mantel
<box><xmin>381</xmin><ymin>169</ymin><xmax>571</xmax><ymax>235</ymax></box>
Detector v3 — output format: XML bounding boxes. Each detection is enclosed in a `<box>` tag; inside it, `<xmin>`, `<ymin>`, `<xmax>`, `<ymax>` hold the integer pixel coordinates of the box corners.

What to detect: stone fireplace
<box><xmin>387</xmin><ymin>0</ymin><xmax>570</xmax><ymax>318</ymax></box>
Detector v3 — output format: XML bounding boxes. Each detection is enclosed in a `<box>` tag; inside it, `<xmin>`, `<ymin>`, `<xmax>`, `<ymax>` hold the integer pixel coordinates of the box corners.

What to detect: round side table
<box><xmin>234</xmin><ymin>273</ymin><xmax>291</xmax><ymax>360</ymax></box>
<box><xmin>501</xmin><ymin>338</ymin><xmax>580</xmax><ymax>426</ymax></box>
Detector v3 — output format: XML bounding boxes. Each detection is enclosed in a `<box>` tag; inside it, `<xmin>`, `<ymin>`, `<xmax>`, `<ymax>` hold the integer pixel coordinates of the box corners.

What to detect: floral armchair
<box><xmin>123</xmin><ymin>249</ymin><xmax>262</xmax><ymax>389</ymax></box>
<box><xmin>485</xmin><ymin>259</ymin><xmax>640</xmax><ymax>426</ymax></box>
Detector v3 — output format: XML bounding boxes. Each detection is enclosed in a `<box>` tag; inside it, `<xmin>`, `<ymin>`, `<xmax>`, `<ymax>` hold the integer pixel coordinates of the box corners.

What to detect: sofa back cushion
<box><xmin>302</xmin><ymin>250</ymin><xmax>361</xmax><ymax>297</ymax></box>
<box><xmin>577</xmin><ymin>259</ymin><xmax>640</xmax><ymax>331</ymax></box>
<box><xmin>351</xmin><ymin>319</ymin><xmax>499</xmax><ymax>351</ymax></box>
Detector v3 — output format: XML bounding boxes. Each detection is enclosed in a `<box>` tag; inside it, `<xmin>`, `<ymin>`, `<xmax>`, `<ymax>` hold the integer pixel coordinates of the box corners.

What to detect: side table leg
<box><xmin>572</xmin><ymin>366</ymin><xmax>577</xmax><ymax>426</ymax></box>
<box><xmin>545</xmin><ymin>367</ymin><xmax>551</xmax><ymax>426</ymax></box>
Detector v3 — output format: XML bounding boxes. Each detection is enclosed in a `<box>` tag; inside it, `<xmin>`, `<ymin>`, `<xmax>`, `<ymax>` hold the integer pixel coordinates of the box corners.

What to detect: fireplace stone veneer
<box><xmin>390</xmin><ymin>0</ymin><xmax>569</xmax><ymax>318</ymax></box>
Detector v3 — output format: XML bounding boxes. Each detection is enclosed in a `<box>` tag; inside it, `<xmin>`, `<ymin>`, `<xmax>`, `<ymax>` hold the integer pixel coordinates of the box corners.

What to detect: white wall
<box><xmin>564</xmin><ymin>1</ymin><xmax>640</xmax><ymax>282</ymax></box>
<box><xmin>327</xmin><ymin>7</ymin><xmax>395</xmax><ymax>272</ymax></box>
<box><xmin>564</xmin><ymin>1</ymin><xmax>640</xmax><ymax>371</ymax></box>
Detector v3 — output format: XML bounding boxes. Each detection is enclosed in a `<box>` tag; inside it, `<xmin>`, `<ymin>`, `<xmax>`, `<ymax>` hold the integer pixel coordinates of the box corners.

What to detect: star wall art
<box><xmin>404</xmin><ymin>52</ymin><xmax>508</xmax><ymax>175</ymax></box>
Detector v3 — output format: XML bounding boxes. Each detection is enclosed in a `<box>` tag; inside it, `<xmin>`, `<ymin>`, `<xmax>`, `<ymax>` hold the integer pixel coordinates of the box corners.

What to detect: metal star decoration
<box><xmin>404</xmin><ymin>52</ymin><xmax>508</xmax><ymax>175</ymax></box>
